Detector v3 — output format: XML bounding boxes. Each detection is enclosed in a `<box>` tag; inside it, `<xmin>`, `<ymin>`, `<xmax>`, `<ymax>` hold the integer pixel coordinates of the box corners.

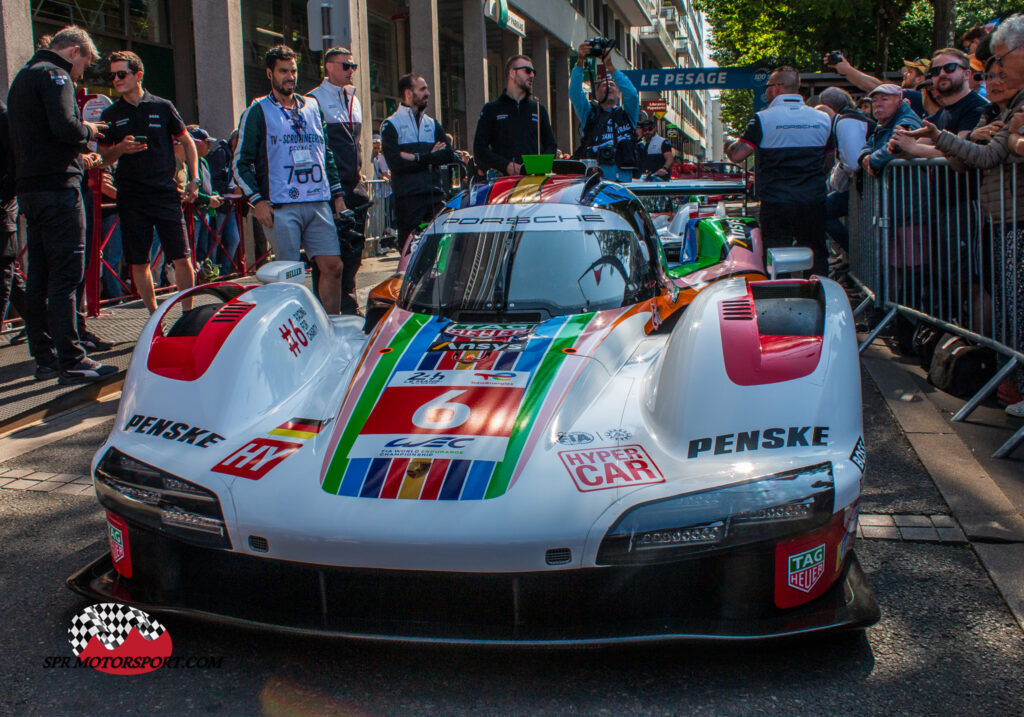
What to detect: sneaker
<box><xmin>1006</xmin><ymin>400</ymin><xmax>1024</xmax><ymax>418</ymax></box>
<box><xmin>58</xmin><ymin>358</ymin><xmax>118</xmax><ymax>384</ymax></box>
<box><xmin>8</xmin><ymin>328</ymin><xmax>27</xmax><ymax>345</ymax></box>
<box><xmin>34</xmin><ymin>361</ymin><xmax>59</xmax><ymax>380</ymax></box>
<box><xmin>78</xmin><ymin>332</ymin><xmax>113</xmax><ymax>352</ymax></box>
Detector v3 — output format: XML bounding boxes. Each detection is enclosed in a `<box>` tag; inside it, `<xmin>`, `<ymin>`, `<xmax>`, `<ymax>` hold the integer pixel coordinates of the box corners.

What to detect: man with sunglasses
<box><xmin>308</xmin><ymin>47</ymin><xmax>367</xmax><ymax>315</ymax></box>
<box><xmin>98</xmin><ymin>50</ymin><xmax>199</xmax><ymax>315</ymax></box>
<box><xmin>473</xmin><ymin>54</ymin><xmax>557</xmax><ymax>177</ymax></box>
<box><xmin>234</xmin><ymin>45</ymin><xmax>347</xmax><ymax>314</ymax></box>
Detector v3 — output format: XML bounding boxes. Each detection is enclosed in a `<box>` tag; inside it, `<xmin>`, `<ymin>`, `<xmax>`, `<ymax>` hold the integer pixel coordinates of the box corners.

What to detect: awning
<box><xmin>485</xmin><ymin>0</ymin><xmax>526</xmax><ymax>38</ymax></box>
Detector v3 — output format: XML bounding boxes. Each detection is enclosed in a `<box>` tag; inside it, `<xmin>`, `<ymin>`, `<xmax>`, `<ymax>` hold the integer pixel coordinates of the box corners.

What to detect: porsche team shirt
<box><xmin>99</xmin><ymin>91</ymin><xmax>188</xmax><ymax>200</ymax></box>
<box><xmin>738</xmin><ymin>94</ymin><xmax>834</xmax><ymax>204</ymax></box>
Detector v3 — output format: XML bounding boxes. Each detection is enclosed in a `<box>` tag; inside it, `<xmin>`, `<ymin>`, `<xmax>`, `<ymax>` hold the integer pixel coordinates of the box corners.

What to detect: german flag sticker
<box><xmin>268</xmin><ymin>418</ymin><xmax>325</xmax><ymax>440</ymax></box>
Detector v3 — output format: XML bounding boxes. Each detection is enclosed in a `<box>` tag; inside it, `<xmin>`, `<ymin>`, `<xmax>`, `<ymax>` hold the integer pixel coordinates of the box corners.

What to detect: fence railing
<box><xmin>850</xmin><ymin>156</ymin><xmax>1023</xmax><ymax>458</ymax></box>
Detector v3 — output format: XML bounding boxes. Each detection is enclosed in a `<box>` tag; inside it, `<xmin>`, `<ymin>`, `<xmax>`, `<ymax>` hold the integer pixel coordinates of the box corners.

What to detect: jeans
<box><xmin>826</xmin><ymin>190</ymin><xmax>850</xmax><ymax>253</ymax></box>
<box><xmin>18</xmin><ymin>188</ymin><xmax>87</xmax><ymax>368</ymax></box>
<box><xmin>215</xmin><ymin>210</ymin><xmax>241</xmax><ymax>276</ymax></box>
<box><xmin>100</xmin><ymin>213</ymin><xmax>124</xmax><ymax>299</ymax></box>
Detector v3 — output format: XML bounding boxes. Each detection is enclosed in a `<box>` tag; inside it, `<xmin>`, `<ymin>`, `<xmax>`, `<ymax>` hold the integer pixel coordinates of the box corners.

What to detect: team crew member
<box><xmin>381</xmin><ymin>73</ymin><xmax>455</xmax><ymax>260</ymax></box>
<box><xmin>234</xmin><ymin>45</ymin><xmax>346</xmax><ymax>314</ymax></box>
<box><xmin>6</xmin><ymin>26</ymin><xmax>117</xmax><ymax>383</ymax></box>
<box><xmin>473</xmin><ymin>54</ymin><xmax>557</xmax><ymax>176</ymax></box>
<box><xmin>569</xmin><ymin>41</ymin><xmax>640</xmax><ymax>181</ymax></box>
<box><xmin>727</xmin><ymin>66</ymin><xmax>834</xmax><ymax>276</ymax></box>
<box><xmin>98</xmin><ymin>50</ymin><xmax>198</xmax><ymax>314</ymax></box>
<box><xmin>308</xmin><ymin>46</ymin><xmax>368</xmax><ymax>315</ymax></box>
<box><xmin>637</xmin><ymin>117</ymin><xmax>673</xmax><ymax>178</ymax></box>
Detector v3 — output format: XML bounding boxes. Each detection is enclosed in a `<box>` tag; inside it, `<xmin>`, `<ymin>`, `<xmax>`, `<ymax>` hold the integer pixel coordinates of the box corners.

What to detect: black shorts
<box><xmin>118</xmin><ymin>196</ymin><xmax>190</xmax><ymax>266</ymax></box>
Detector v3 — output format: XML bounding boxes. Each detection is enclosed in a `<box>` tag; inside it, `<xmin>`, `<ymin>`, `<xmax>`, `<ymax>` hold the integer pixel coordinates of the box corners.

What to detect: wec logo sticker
<box><xmin>559</xmin><ymin>445</ymin><xmax>665</xmax><ymax>492</ymax></box>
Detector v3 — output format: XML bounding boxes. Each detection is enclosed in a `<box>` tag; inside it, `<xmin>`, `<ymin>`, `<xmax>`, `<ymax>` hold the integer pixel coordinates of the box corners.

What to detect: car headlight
<box><xmin>94</xmin><ymin>447</ymin><xmax>231</xmax><ymax>549</ymax></box>
<box><xmin>596</xmin><ymin>462</ymin><xmax>833</xmax><ymax>565</ymax></box>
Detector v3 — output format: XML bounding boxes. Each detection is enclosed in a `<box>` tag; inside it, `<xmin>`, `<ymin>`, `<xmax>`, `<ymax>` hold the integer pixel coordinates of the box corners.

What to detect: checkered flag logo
<box><xmin>68</xmin><ymin>603</ymin><xmax>167</xmax><ymax>656</ymax></box>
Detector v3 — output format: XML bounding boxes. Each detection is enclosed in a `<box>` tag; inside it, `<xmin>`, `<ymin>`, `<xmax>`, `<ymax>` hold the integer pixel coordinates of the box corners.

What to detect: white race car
<box><xmin>70</xmin><ymin>172</ymin><xmax>878</xmax><ymax>644</ymax></box>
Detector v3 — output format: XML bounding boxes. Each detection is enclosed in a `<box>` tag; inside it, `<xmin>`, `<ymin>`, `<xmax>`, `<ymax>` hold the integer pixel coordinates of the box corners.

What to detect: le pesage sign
<box><xmin>620</xmin><ymin>66</ymin><xmax>773</xmax><ymax>111</ymax></box>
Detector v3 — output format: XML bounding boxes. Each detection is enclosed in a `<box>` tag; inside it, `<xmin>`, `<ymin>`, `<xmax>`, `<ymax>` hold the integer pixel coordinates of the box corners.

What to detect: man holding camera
<box><xmin>727</xmin><ymin>66</ymin><xmax>833</xmax><ymax>276</ymax></box>
<box><xmin>308</xmin><ymin>46</ymin><xmax>368</xmax><ymax>315</ymax></box>
<box><xmin>570</xmin><ymin>41</ymin><xmax>640</xmax><ymax>181</ymax></box>
<box><xmin>7</xmin><ymin>26</ymin><xmax>117</xmax><ymax>383</ymax></box>
<box><xmin>98</xmin><ymin>50</ymin><xmax>199</xmax><ymax>314</ymax></box>
<box><xmin>473</xmin><ymin>54</ymin><xmax>557</xmax><ymax>177</ymax></box>
<box><xmin>826</xmin><ymin>52</ymin><xmax>930</xmax><ymax>118</ymax></box>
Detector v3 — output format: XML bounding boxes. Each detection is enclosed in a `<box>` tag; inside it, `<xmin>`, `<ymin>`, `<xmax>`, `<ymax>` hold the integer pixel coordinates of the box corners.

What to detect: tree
<box><xmin>930</xmin><ymin>0</ymin><xmax>956</xmax><ymax>51</ymax></box>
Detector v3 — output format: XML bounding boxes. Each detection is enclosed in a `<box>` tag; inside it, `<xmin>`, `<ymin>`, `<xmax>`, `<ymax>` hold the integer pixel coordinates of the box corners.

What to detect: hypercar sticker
<box><xmin>559</xmin><ymin>445</ymin><xmax>665</xmax><ymax>492</ymax></box>
<box><xmin>124</xmin><ymin>415</ymin><xmax>225</xmax><ymax>448</ymax></box>
<box><xmin>212</xmin><ymin>437</ymin><xmax>303</xmax><ymax>480</ymax></box>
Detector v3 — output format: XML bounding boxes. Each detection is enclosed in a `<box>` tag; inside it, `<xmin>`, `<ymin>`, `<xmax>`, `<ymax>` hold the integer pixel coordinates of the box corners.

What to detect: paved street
<box><xmin>1</xmin><ymin>331</ymin><xmax>1022</xmax><ymax>713</ymax></box>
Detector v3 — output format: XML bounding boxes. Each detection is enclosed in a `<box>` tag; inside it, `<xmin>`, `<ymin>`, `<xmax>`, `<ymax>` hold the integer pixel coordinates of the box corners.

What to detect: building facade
<box><xmin>1</xmin><ymin>0</ymin><xmax>709</xmax><ymax>169</ymax></box>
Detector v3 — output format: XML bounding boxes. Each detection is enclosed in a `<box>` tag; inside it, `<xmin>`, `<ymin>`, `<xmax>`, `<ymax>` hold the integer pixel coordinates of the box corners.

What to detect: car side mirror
<box><xmin>766</xmin><ymin>247</ymin><xmax>814</xmax><ymax>279</ymax></box>
<box><xmin>256</xmin><ymin>260</ymin><xmax>306</xmax><ymax>284</ymax></box>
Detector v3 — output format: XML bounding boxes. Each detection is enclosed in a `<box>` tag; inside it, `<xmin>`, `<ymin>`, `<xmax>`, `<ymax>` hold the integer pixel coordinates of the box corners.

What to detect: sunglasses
<box><xmin>513</xmin><ymin>66</ymin><xmax>535</xmax><ymax>74</ymax></box>
<box><xmin>926</xmin><ymin>62</ymin><xmax>968</xmax><ymax>77</ymax></box>
<box><xmin>109</xmin><ymin>70</ymin><xmax>136</xmax><ymax>81</ymax></box>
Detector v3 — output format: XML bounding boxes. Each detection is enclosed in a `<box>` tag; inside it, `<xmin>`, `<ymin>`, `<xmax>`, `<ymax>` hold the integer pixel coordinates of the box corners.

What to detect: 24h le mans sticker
<box><xmin>787</xmin><ymin>544</ymin><xmax>826</xmax><ymax>593</ymax></box>
<box><xmin>68</xmin><ymin>603</ymin><xmax>173</xmax><ymax>675</ymax></box>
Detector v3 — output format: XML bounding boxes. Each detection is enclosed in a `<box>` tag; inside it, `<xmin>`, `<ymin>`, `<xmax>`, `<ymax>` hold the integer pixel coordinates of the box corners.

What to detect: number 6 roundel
<box><xmin>361</xmin><ymin>385</ymin><xmax>524</xmax><ymax>438</ymax></box>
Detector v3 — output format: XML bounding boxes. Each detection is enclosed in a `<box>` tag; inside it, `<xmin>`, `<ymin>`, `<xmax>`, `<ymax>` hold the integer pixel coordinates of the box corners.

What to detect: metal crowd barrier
<box><xmin>363</xmin><ymin>178</ymin><xmax>394</xmax><ymax>243</ymax></box>
<box><xmin>850</xmin><ymin>156</ymin><xmax>1024</xmax><ymax>458</ymax></box>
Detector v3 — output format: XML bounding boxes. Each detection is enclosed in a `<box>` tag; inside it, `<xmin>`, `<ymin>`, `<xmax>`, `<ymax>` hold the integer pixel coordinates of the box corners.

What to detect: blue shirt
<box><xmin>569</xmin><ymin>66</ymin><xmax>639</xmax><ymax>182</ymax></box>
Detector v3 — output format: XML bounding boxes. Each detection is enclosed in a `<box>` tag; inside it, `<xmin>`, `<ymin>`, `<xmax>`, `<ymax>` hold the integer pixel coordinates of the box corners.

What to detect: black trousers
<box><xmin>396</xmin><ymin>193</ymin><xmax>445</xmax><ymax>252</ymax></box>
<box><xmin>18</xmin><ymin>188</ymin><xmax>87</xmax><ymax>368</ymax></box>
<box><xmin>758</xmin><ymin>199</ymin><xmax>828</xmax><ymax>277</ymax></box>
<box><xmin>311</xmin><ymin>184</ymin><xmax>369</xmax><ymax>315</ymax></box>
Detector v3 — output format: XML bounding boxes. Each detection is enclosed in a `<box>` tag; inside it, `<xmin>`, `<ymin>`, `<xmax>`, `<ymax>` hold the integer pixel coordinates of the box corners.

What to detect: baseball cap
<box><xmin>637</xmin><ymin>116</ymin><xmax>655</xmax><ymax>128</ymax></box>
<box><xmin>903</xmin><ymin>57</ymin><xmax>930</xmax><ymax>73</ymax></box>
<box><xmin>969</xmin><ymin>56</ymin><xmax>985</xmax><ymax>73</ymax></box>
<box><xmin>867</xmin><ymin>83</ymin><xmax>903</xmax><ymax>97</ymax></box>
<box><xmin>189</xmin><ymin>127</ymin><xmax>212</xmax><ymax>142</ymax></box>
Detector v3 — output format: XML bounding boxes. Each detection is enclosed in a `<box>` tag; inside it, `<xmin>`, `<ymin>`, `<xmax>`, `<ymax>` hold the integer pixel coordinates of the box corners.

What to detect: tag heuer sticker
<box><xmin>788</xmin><ymin>544</ymin><xmax>826</xmax><ymax>593</ymax></box>
<box><xmin>850</xmin><ymin>436</ymin><xmax>866</xmax><ymax>471</ymax></box>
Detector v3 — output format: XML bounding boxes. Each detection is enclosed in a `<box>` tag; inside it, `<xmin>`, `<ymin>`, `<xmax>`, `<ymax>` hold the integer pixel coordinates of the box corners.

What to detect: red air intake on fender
<box><xmin>147</xmin><ymin>284</ymin><xmax>253</xmax><ymax>381</ymax></box>
<box><xmin>719</xmin><ymin>281</ymin><xmax>824</xmax><ymax>385</ymax></box>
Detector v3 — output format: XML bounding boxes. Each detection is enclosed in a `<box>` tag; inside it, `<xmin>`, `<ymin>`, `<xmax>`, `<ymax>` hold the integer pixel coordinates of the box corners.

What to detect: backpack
<box><xmin>911</xmin><ymin>322</ymin><xmax>942</xmax><ymax>369</ymax></box>
<box><xmin>927</xmin><ymin>333</ymin><xmax>999</xmax><ymax>399</ymax></box>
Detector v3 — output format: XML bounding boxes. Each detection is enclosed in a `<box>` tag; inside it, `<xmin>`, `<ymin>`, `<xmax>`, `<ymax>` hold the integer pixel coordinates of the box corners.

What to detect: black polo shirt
<box><xmin>99</xmin><ymin>90</ymin><xmax>186</xmax><ymax>200</ymax></box>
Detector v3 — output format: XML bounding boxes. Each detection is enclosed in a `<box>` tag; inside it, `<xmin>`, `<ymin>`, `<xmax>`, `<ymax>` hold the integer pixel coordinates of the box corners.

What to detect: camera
<box><xmin>826</xmin><ymin>51</ymin><xmax>844</xmax><ymax>66</ymax></box>
<box><xmin>588</xmin><ymin>37</ymin><xmax>617</xmax><ymax>57</ymax></box>
<box><xmin>597</xmin><ymin>145</ymin><xmax>616</xmax><ymax>165</ymax></box>
<box><xmin>334</xmin><ymin>209</ymin><xmax>363</xmax><ymax>245</ymax></box>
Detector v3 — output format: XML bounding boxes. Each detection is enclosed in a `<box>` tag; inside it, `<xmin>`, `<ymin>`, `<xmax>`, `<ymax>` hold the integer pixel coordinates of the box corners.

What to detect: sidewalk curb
<box><xmin>861</xmin><ymin>343</ymin><xmax>1024</xmax><ymax>632</ymax></box>
<box><xmin>0</xmin><ymin>373</ymin><xmax>125</xmax><ymax>437</ymax></box>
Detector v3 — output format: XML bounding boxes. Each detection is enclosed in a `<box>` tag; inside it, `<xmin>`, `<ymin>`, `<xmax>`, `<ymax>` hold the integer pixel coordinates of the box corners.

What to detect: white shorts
<box><xmin>264</xmin><ymin>201</ymin><xmax>339</xmax><ymax>261</ymax></box>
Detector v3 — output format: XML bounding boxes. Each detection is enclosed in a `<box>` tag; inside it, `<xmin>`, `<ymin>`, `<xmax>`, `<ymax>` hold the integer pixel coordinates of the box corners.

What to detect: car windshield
<box><xmin>401</xmin><ymin>229</ymin><xmax>650</xmax><ymax>319</ymax></box>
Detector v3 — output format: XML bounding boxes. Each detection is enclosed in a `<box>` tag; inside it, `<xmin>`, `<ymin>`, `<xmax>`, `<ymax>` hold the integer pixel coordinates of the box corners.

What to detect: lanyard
<box><xmin>341</xmin><ymin>86</ymin><xmax>356</xmax><ymax>133</ymax></box>
<box><xmin>268</xmin><ymin>93</ymin><xmax>305</xmax><ymax>134</ymax></box>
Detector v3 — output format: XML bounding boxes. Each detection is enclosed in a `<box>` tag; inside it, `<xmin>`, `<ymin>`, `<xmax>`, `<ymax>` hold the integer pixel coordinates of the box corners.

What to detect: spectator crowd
<box><xmin>1</xmin><ymin>17</ymin><xmax>1022</xmax><ymax>419</ymax></box>
<box><xmin>726</xmin><ymin>14</ymin><xmax>1024</xmax><ymax>418</ymax></box>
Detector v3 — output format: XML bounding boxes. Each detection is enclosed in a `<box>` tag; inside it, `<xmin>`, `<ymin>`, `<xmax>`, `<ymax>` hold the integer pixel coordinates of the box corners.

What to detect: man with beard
<box><xmin>233</xmin><ymin>44</ymin><xmax>347</xmax><ymax>313</ymax></box>
<box><xmin>380</xmin><ymin>73</ymin><xmax>455</xmax><ymax>257</ymax></box>
<box><xmin>473</xmin><ymin>54</ymin><xmax>557</xmax><ymax>177</ymax></box>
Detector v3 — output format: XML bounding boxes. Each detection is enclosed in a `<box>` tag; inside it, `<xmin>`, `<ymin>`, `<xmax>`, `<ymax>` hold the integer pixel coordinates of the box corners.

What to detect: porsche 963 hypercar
<box><xmin>70</xmin><ymin>172</ymin><xmax>878</xmax><ymax>644</ymax></box>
